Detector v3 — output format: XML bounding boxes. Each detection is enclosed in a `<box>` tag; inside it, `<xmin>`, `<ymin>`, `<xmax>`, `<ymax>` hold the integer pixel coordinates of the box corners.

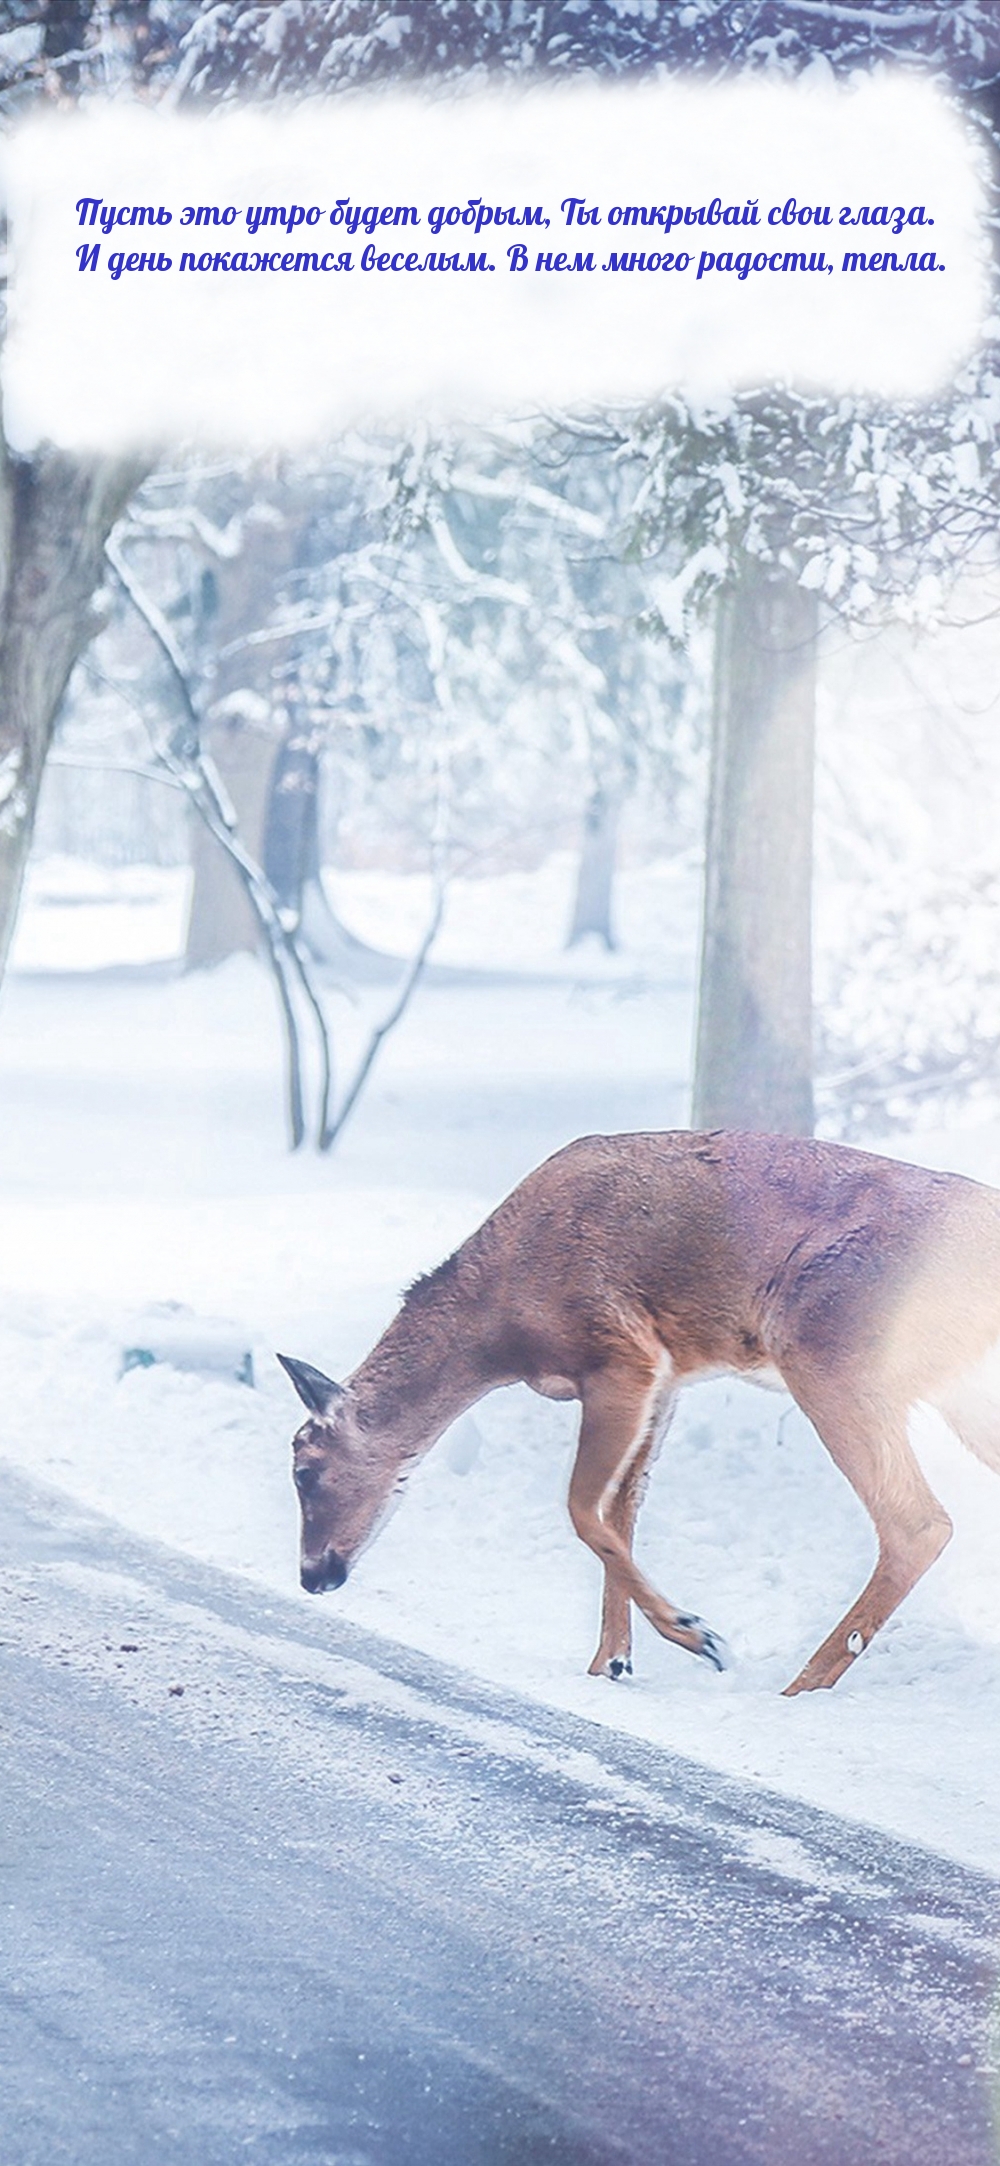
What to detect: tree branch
<box><xmin>320</xmin><ymin>877</ymin><xmax>444</xmax><ymax>1151</ymax></box>
<box><xmin>105</xmin><ymin>531</ymin><xmax>337</xmax><ymax>1149</ymax></box>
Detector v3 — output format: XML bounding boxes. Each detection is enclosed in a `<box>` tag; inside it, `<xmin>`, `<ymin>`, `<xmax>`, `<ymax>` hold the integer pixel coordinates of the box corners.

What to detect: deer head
<box><xmin>277</xmin><ymin>1354</ymin><xmax>402</xmax><ymax>1593</ymax></box>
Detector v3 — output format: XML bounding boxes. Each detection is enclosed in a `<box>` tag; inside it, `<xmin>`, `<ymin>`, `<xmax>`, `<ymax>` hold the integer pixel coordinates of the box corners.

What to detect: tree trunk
<box><xmin>566</xmin><ymin>783</ymin><xmax>620</xmax><ymax>950</ymax></box>
<box><xmin>184</xmin><ymin>707</ymin><xmax>277</xmax><ymax>968</ymax></box>
<box><xmin>262</xmin><ymin>713</ymin><xmax>322</xmax><ymax>913</ymax></box>
<box><xmin>0</xmin><ymin>445</ymin><xmax>146</xmax><ymax>988</ymax></box>
<box><xmin>262</xmin><ymin>716</ymin><xmax>408</xmax><ymax>983</ymax></box>
<box><xmin>692</xmin><ymin>558</ymin><xmax>817</xmax><ymax>1137</ymax></box>
<box><xmin>182</xmin><ymin>496</ymin><xmax>304</xmax><ymax>969</ymax></box>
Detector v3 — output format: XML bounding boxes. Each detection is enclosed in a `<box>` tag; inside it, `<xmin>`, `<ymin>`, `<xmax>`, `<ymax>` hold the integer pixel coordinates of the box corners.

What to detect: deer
<box><xmin>278</xmin><ymin>1129</ymin><xmax>1000</xmax><ymax>1694</ymax></box>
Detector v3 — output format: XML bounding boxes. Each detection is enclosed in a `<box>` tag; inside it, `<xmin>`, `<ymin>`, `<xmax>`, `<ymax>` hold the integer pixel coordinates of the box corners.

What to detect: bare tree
<box><xmin>106</xmin><ymin>526</ymin><xmax>441</xmax><ymax>1149</ymax></box>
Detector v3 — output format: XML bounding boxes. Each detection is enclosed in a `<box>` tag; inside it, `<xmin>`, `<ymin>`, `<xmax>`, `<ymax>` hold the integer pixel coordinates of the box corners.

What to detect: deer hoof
<box><xmin>696</xmin><ymin>1627</ymin><xmax>730</xmax><ymax>1673</ymax></box>
<box><xmin>677</xmin><ymin>1613</ymin><xmax>730</xmax><ymax>1673</ymax></box>
<box><xmin>588</xmin><ymin>1650</ymin><xmax>632</xmax><ymax>1679</ymax></box>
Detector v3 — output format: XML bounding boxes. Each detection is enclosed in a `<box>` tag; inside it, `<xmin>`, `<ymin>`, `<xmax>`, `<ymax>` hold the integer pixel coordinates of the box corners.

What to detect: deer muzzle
<box><xmin>300</xmin><ymin>1546</ymin><xmax>348</xmax><ymax>1594</ymax></box>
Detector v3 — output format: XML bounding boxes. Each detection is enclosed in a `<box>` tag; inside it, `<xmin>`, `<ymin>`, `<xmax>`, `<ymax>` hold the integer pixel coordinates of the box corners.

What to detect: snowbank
<box><xmin>2</xmin><ymin>860</ymin><xmax>999</xmax><ymax>1878</ymax></box>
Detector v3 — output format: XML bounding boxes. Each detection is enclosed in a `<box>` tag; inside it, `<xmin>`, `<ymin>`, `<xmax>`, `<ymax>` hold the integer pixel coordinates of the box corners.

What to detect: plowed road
<box><xmin>1</xmin><ymin>1463</ymin><xmax>998</xmax><ymax>2166</ymax></box>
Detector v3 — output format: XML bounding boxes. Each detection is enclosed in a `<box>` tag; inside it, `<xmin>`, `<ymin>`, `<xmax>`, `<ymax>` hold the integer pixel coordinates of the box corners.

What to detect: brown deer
<box><xmin>278</xmin><ymin>1130</ymin><xmax>1000</xmax><ymax>1694</ymax></box>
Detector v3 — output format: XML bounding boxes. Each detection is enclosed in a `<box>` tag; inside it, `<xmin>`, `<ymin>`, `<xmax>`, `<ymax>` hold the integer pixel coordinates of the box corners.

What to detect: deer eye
<box><xmin>294</xmin><ymin>1464</ymin><xmax>320</xmax><ymax>1498</ymax></box>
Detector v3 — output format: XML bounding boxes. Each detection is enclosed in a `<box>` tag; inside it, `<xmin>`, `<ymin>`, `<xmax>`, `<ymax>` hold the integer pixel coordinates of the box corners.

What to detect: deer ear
<box><xmin>276</xmin><ymin>1354</ymin><xmax>346</xmax><ymax>1416</ymax></box>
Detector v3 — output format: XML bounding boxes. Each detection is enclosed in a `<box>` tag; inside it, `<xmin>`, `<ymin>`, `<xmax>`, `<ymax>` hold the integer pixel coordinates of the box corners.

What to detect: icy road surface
<box><xmin>2</xmin><ymin>1462</ymin><xmax>999</xmax><ymax>2166</ymax></box>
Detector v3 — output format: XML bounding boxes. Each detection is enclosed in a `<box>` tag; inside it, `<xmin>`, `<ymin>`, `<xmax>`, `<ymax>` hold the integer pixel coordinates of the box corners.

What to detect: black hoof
<box><xmin>697</xmin><ymin>1629</ymin><xmax>729</xmax><ymax>1674</ymax></box>
<box><xmin>676</xmin><ymin>1613</ymin><xmax>730</xmax><ymax>1673</ymax></box>
<box><xmin>608</xmin><ymin>1657</ymin><xmax>633</xmax><ymax>1680</ymax></box>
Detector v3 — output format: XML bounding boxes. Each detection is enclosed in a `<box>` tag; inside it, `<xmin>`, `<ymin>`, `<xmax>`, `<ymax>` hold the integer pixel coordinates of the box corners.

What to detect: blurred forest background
<box><xmin>1</xmin><ymin>0</ymin><xmax>1000</xmax><ymax>1158</ymax></box>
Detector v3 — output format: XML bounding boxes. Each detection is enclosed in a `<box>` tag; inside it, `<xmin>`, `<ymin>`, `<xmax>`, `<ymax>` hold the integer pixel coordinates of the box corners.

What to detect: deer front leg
<box><xmin>570</xmin><ymin>1361</ymin><xmax>728</xmax><ymax>1678</ymax></box>
<box><xmin>780</xmin><ymin>1368</ymin><xmax>953</xmax><ymax>1694</ymax></box>
<box><xmin>587</xmin><ymin>1432</ymin><xmax>654</xmax><ymax>1680</ymax></box>
<box><xmin>588</xmin><ymin>1388</ymin><xmax>678</xmax><ymax>1679</ymax></box>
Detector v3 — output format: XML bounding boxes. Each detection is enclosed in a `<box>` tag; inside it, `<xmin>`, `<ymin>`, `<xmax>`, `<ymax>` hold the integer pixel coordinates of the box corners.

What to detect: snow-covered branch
<box><xmin>106</xmin><ymin>530</ymin><xmax>331</xmax><ymax>1152</ymax></box>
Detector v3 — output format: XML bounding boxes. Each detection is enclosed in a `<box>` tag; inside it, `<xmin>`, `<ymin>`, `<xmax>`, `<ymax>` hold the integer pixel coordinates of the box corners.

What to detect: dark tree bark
<box><xmin>566</xmin><ymin>783</ymin><xmax>620</xmax><ymax>951</ymax></box>
<box><xmin>0</xmin><ymin>445</ymin><xmax>147</xmax><ymax>986</ymax></box>
<box><xmin>692</xmin><ymin>559</ymin><xmax>817</xmax><ymax>1137</ymax></box>
<box><xmin>262</xmin><ymin>716</ymin><xmax>321</xmax><ymax>915</ymax></box>
<box><xmin>262</xmin><ymin>708</ymin><xmax>408</xmax><ymax>984</ymax></box>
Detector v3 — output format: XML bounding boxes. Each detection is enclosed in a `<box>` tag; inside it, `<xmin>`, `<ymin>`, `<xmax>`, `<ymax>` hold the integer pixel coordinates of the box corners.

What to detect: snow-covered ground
<box><xmin>3</xmin><ymin>853</ymin><xmax>1000</xmax><ymax>1878</ymax></box>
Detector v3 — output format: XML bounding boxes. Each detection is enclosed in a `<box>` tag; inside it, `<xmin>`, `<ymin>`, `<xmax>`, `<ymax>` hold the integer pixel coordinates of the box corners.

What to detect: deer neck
<box><xmin>348</xmin><ymin>1288</ymin><xmax>502</xmax><ymax>1467</ymax></box>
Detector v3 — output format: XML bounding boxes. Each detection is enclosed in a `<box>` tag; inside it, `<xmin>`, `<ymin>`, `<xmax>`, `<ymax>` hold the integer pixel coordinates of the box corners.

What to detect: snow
<box><xmin>3</xmin><ymin>855</ymin><xmax>1000</xmax><ymax>1878</ymax></box>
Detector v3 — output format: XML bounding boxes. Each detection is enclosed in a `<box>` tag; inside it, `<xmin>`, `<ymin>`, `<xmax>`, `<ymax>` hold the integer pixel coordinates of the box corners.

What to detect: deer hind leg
<box><xmin>780</xmin><ymin>1368</ymin><xmax>953</xmax><ymax>1696</ymax></box>
<box><xmin>571</xmin><ymin>1362</ymin><xmax>727</xmax><ymax>1679</ymax></box>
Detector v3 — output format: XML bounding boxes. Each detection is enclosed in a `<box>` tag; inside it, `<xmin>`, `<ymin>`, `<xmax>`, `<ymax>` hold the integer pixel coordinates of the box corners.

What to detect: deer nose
<box><xmin>301</xmin><ymin>1547</ymin><xmax>348</xmax><ymax>1594</ymax></box>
